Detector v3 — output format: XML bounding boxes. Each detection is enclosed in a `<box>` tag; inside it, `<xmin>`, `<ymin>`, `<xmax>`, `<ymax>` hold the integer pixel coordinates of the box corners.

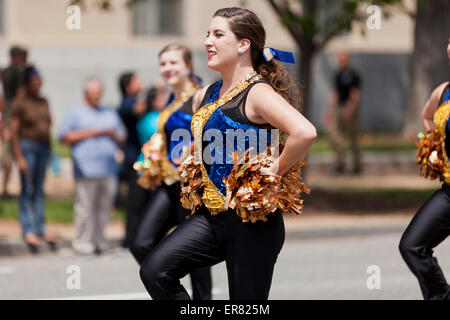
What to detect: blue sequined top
<box><xmin>201</xmin><ymin>80</ymin><xmax>274</xmax><ymax>195</ymax></box>
<box><xmin>441</xmin><ymin>84</ymin><xmax>450</xmax><ymax>156</ymax></box>
<box><xmin>165</xmin><ymin>96</ymin><xmax>194</xmax><ymax>167</ymax></box>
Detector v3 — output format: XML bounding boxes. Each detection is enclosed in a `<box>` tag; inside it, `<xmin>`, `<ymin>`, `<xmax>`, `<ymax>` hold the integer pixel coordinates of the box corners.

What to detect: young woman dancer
<box><xmin>139</xmin><ymin>7</ymin><xmax>317</xmax><ymax>300</ymax></box>
<box><xmin>130</xmin><ymin>44</ymin><xmax>212</xmax><ymax>300</ymax></box>
<box><xmin>399</xmin><ymin>39</ymin><xmax>450</xmax><ymax>300</ymax></box>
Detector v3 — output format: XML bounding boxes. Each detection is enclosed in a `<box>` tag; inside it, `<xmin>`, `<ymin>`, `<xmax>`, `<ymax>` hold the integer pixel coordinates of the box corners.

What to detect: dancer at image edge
<box><xmin>399</xmin><ymin>38</ymin><xmax>450</xmax><ymax>300</ymax></box>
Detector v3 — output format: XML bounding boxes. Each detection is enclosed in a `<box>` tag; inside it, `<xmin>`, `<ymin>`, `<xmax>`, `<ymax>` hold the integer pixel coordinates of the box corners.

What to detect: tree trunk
<box><xmin>299</xmin><ymin>44</ymin><xmax>315</xmax><ymax>118</ymax></box>
<box><xmin>402</xmin><ymin>0</ymin><xmax>450</xmax><ymax>140</ymax></box>
<box><xmin>298</xmin><ymin>43</ymin><xmax>315</xmax><ymax>180</ymax></box>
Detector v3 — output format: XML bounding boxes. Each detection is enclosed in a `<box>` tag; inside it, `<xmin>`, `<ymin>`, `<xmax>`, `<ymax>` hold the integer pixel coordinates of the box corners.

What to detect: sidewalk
<box><xmin>0</xmin><ymin>211</ymin><xmax>414</xmax><ymax>257</ymax></box>
<box><xmin>0</xmin><ymin>150</ymin><xmax>437</xmax><ymax>197</ymax></box>
<box><xmin>0</xmin><ymin>150</ymin><xmax>430</xmax><ymax>257</ymax></box>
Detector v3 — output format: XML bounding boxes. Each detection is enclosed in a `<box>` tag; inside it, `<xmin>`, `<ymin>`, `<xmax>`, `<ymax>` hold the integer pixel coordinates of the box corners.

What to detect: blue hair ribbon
<box><xmin>262</xmin><ymin>47</ymin><xmax>296</xmax><ymax>64</ymax></box>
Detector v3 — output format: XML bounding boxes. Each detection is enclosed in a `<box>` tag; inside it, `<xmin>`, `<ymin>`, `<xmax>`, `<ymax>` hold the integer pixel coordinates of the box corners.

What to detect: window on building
<box><xmin>132</xmin><ymin>0</ymin><xmax>183</xmax><ymax>36</ymax></box>
<box><xmin>0</xmin><ymin>0</ymin><xmax>4</xmax><ymax>35</ymax></box>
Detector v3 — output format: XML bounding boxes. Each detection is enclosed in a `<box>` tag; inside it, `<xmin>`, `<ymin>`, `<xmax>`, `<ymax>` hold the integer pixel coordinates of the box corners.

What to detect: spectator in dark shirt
<box><xmin>0</xmin><ymin>76</ymin><xmax>4</xmax><ymax>162</ymax></box>
<box><xmin>1</xmin><ymin>45</ymin><xmax>28</xmax><ymax>198</ymax></box>
<box><xmin>10</xmin><ymin>66</ymin><xmax>56</xmax><ymax>253</ymax></box>
<box><xmin>323</xmin><ymin>51</ymin><xmax>362</xmax><ymax>175</ymax></box>
<box><xmin>117</xmin><ymin>71</ymin><xmax>147</xmax><ymax>248</ymax></box>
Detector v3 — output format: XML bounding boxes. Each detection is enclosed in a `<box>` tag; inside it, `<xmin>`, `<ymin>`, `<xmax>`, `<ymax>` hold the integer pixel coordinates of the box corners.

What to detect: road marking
<box><xmin>41</xmin><ymin>288</ymin><xmax>224</xmax><ymax>300</ymax></box>
<box><xmin>0</xmin><ymin>266</ymin><xmax>15</xmax><ymax>275</ymax></box>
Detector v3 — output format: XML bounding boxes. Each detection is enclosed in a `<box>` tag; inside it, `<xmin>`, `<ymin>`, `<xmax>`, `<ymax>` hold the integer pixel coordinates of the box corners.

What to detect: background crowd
<box><xmin>0</xmin><ymin>45</ymin><xmax>171</xmax><ymax>254</ymax></box>
<box><xmin>0</xmin><ymin>41</ymin><xmax>364</xmax><ymax>255</ymax></box>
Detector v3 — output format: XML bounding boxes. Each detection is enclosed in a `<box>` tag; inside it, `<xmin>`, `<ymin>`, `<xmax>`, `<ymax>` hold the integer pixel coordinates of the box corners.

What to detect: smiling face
<box><xmin>159</xmin><ymin>49</ymin><xmax>191</xmax><ymax>88</ymax></box>
<box><xmin>205</xmin><ymin>16</ymin><xmax>241</xmax><ymax>71</ymax></box>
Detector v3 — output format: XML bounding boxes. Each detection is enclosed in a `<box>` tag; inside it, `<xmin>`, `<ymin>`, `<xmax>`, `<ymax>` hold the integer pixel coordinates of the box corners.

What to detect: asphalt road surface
<box><xmin>1</xmin><ymin>231</ymin><xmax>449</xmax><ymax>300</ymax></box>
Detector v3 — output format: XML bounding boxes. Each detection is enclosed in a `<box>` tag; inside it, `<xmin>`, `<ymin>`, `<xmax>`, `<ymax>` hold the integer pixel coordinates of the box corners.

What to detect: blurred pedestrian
<box><xmin>1</xmin><ymin>45</ymin><xmax>28</xmax><ymax>198</ymax></box>
<box><xmin>59</xmin><ymin>77</ymin><xmax>126</xmax><ymax>255</ymax></box>
<box><xmin>0</xmin><ymin>75</ymin><xmax>4</xmax><ymax>162</ymax></box>
<box><xmin>119</xmin><ymin>82</ymin><xmax>167</xmax><ymax>252</ymax></box>
<box><xmin>136</xmin><ymin>81</ymin><xmax>167</xmax><ymax>153</ymax></box>
<box><xmin>323</xmin><ymin>51</ymin><xmax>361</xmax><ymax>175</ymax></box>
<box><xmin>399</xmin><ymin>39</ymin><xmax>450</xmax><ymax>300</ymax></box>
<box><xmin>117</xmin><ymin>71</ymin><xmax>146</xmax><ymax>248</ymax></box>
<box><xmin>9</xmin><ymin>65</ymin><xmax>56</xmax><ymax>253</ymax></box>
<box><xmin>132</xmin><ymin>43</ymin><xmax>212</xmax><ymax>300</ymax></box>
<box><xmin>138</xmin><ymin>8</ymin><xmax>316</xmax><ymax>300</ymax></box>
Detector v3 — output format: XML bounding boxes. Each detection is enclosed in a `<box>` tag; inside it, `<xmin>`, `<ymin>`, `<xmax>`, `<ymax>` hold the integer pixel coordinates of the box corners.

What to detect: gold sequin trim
<box><xmin>157</xmin><ymin>83</ymin><xmax>197</xmax><ymax>185</ymax></box>
<box><xmin>190</xmin><ymin>71</ymin><xmax>262</xmax><ymax>214</ymax></box>
<box><xmin>433</xmin><ymin>101</ymin><xmax>450</xmax><ymax>183</ymax></box>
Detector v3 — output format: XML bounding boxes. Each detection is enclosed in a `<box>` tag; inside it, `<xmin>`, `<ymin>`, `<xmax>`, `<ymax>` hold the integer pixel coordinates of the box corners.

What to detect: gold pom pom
<box><xmin>179</xmin><ymin>145</ymin><xmax>204</xmax><ymax>215</ymax></box>
<box><xmin>133</xmin><ymin>133</ymin><xmax>164</xmax><ymax>190</ymax></box>
<box><xmin>415</xmin><ymin>129</ymin><xmax>445</xmax><ymax>182</ymax></box>
<box><xmin>224</xmin><ymin>148</ymin><xmax>310</xmax><ymax>223</ymax></box>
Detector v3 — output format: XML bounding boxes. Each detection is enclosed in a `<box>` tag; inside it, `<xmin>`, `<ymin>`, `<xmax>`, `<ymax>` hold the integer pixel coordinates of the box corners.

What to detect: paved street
<box><xmin>1</xmin><ymin>230</ymin><xmax>449</xmax><ymax>300</ymax></box>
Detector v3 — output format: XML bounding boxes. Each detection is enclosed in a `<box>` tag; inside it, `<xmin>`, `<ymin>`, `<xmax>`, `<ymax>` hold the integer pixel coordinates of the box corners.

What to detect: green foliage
<box><xmin>0</xmin><ymin>198</ymin><xmax>125</xmax><ymax>223</ymax></box>
<box><xmin>310</xmin><ymin>132</ymin><xmax>416</xmax><ymax>153</ymax></box>
<box><xmin>52</xmin><ymin>136</ymin><xmax>71</xmax><ymax>158</ymax></box>
<box><xmin>268</xmin><ymin>0</ymin><xmax>406</xmax><ymax>49</ymax></box>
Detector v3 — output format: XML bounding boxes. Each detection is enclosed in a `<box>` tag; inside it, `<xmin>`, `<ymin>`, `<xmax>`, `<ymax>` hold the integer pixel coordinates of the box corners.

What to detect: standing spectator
<box><xmin>10</xmin><ymin>66</ymin><xmax>56</xmax><ymax>253</ymax></box>
<box><xmin>59</xmin><ymin>78</ymin><xmax>126</xmax><ymax>255</ymax></box>
<box><xmin>117</xmin><ymin>71</ymin><xmax>147</xmax><ymax>248</ymax></box>
<box><xmin>323</xmin><ymin>51</ymin><xmax>362</xmax><ymax>175</ymax></box>
<box><xmin>127</xmin><ymin>82</ymin><xmax>167</xmax><ymax>244</ymax></box>
<box><xmin>0</xmin><ymin>72</ymin><xmax>5</xmax><ymax>181</ymax></box>
<box><xmin>136</xmin><ymin>81</ymin><xmax>167</xmax><ymax>157</ymax></box>
<box><xmin>1</xmin><ymin>45</ymin><xmax>28</xmax><ymax>198</ymax></box>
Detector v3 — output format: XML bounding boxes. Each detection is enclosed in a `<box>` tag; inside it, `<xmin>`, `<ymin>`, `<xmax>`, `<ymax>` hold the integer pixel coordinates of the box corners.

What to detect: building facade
<box><xmin>0</xmin><ymin>0</ymin><xmax>415</xmax><ymax>132</ymax></box>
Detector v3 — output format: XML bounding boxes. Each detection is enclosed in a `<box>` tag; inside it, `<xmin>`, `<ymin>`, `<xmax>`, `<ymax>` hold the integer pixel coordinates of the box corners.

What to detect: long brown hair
<box><xmin>213</xmin><ymin>7</ymin><xmax>302</xmax><ymax>110</ymax></box>
<box><xmin>158</xmin><ymin>43</ymin><xmax>201</xmax><ymax>88</ymax></box>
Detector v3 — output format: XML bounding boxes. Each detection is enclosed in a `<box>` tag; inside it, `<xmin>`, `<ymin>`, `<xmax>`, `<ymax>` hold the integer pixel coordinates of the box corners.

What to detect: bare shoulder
<box><xmin>433</xmin><ymin>81</ymin><xmax>449</xmax><ymax>99</ymax></box>
<box><xmin>246</xmin><ymin>82</ymin><xmax>278</xmax><ymax>106</ymax></box>
<box><xmin>249</xmin><ymin>82</ymin><xmax>275</xmax><ymax>95</ymax></box>
<box><xmin>423</xmin><ymin>82</ymin><xmax>449</xmax><ymax>116</ymax></box>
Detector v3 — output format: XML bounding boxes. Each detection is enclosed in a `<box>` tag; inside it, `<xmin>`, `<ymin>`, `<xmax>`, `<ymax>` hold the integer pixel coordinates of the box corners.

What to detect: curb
<box><xmin>0</xmin><ymin>238</ymin><xmax>123</xmax><ymax>257</ymax></box>
<box><xmin>0</xmin><ymin>223</ymin><xmax>407</xmax><ymax>258</ymax></box>
<box><xmin>285</xmin><ymin>224</ymin><xmax>406</xmax><ymax>240</ymax></box>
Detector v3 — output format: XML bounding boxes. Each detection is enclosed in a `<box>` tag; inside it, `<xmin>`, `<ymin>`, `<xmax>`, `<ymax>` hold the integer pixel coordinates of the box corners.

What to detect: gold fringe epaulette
<box><xmin>224</xmin><ymin>149</ymin><xmax>310</xmax><ymax>223</ymax></box>
<box><xmin>179</xmin><ymin>145</ymin><xmax>311</xmax><ymax>223</ymax></box>
<box><xmin>134</xmin><ymin>133</ymin><xmax>164</xmax><ymax>190</ymax></box>
<box><xmin>134</xmin><ymin>83</ymin><xmax>196</xmax><ymax>188</ymax></box>
<box><xmin>416</xmin><ymin>100</ymin><xmax>450</xmax><ymax>183</ymax></box>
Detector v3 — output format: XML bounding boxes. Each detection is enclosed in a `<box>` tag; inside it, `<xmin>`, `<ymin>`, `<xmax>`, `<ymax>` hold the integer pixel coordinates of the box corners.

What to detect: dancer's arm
<box><xmin>422</xmin><ymin>81</ymin><xmax>449</xmax><ymax>131</ymax></box>
<box><xmin>246</xmin><ymin>83</ymin><xmax>317</xmax><ymax>176</ymax></box>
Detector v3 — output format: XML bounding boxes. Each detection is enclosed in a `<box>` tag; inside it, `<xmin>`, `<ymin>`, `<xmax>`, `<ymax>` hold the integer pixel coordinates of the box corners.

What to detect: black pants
<box><xmin>399</xmin><ymin>183</ymin><xmax>450</xmax><ymax>300</ymax></box>
<box><xmin>130</xmin><ymin>183</ymin><xmax>212</xmax><ymax>300</ymax></box>
<box><xmin>139</xmin><ymin>206</ymin><xmax>285</xmax><ymax>300</ymax></box>
<box><xmin>122</xmin><ymin>167</ymin><xmax>152</xmax><ymax>249</ymax></box>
